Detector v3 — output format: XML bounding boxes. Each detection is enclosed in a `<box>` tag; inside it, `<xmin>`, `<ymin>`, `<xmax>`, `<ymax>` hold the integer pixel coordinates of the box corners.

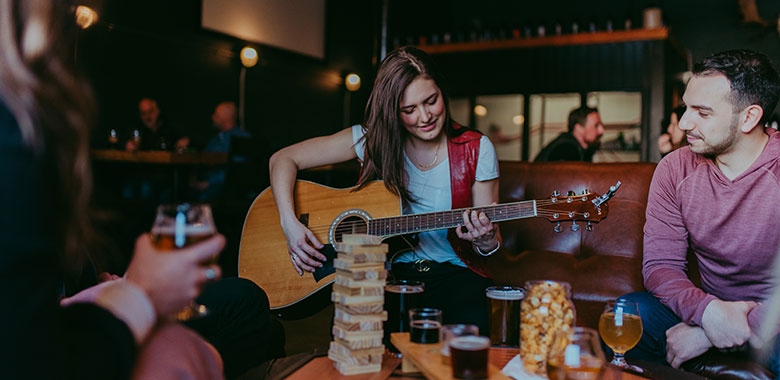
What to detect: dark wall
<box><xmin>79</xmin><ymin>0</ymin><xmax>378</xmax><ymax>153</ymax></box>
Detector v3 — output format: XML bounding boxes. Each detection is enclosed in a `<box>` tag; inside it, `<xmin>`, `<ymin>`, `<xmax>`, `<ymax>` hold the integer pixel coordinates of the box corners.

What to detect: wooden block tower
<box><xmin>328</xmin><ymin>234</ymin><xmax>388</xmax><ymax>375</ymax></box>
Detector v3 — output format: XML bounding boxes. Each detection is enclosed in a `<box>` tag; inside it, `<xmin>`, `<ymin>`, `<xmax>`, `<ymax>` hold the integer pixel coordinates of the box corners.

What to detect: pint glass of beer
<box><xmin>450</xmin><ymin>335</ymin><xmax>491</xmax><ymax>379</ymax></box>
<box><xmin>486</xmin><ymin>286</ymin><xmax>524</xmax><ymax>346</ymax></box>
<box><xmin>151</xmin><ymin>203</ymin><xmax>217</xmax><ymax>320</ymax></box>
<box><xmin>384</xmin><ymin>280</ymin><xmax>424</xmax><ymax>351</ymax></box>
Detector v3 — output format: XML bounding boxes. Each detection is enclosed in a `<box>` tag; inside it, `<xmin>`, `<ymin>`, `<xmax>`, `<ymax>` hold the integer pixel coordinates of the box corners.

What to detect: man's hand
<box><xmin>666</xmin><ymin>322</ymin><xmax>713</xmax><ymax>368</ymax></box>
<box><xmin>701</xmin><ymin>299</ymin><xmax>758</xmax><ymax>349</ymax></box>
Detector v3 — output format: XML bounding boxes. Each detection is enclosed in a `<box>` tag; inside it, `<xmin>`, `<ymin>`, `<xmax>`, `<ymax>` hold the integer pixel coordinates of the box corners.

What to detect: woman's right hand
<box><xmin>281</xmin><ymin>218</ymin><xmax>326</xmax><ymax>275</ymax></box>
<box><xmin>124</xmin><ymin>233</ymin><xmax>225</xmax><ymax>317</ymax></box>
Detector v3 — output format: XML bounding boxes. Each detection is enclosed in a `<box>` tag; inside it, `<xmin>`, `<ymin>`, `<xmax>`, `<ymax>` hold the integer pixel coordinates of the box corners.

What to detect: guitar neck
<box><xmin>367</xmin><ymin>200</ymin><xmax>536</xmax><ymax>237</ymax></box>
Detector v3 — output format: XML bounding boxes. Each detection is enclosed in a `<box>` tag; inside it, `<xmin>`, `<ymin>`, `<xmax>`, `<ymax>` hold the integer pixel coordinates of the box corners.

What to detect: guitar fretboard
<box><xmin>367</xmin><ymin>200</ymin><xmax>537</xmax><ymax>236</ymax></box>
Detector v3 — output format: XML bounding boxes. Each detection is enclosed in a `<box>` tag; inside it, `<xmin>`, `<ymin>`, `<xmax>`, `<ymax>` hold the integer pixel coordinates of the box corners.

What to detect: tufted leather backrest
<box><xmin>487</xmin><ymin>161</ymin><xmax>657</xmax><ymax>328</ymax></box>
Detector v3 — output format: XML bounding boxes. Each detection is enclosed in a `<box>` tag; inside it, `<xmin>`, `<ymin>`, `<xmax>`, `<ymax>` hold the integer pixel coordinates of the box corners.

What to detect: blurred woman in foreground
<box><xmin>0</xmin><ymin>1</ymin><xmax>225</xmax><ymax>378</ymax></box>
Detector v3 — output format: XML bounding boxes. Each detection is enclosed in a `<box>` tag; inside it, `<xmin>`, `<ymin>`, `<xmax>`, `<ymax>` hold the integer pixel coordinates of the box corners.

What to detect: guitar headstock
<box><xmin>536</xmin><ymin>181</ymin><xmax>621</xmax><ymax>232</ymax></box>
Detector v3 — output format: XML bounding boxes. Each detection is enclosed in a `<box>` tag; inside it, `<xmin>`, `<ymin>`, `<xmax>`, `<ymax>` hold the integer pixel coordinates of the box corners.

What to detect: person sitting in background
<box><xmin>191</xmin><ymin>101</ymin><xmax>251</xmax><ymax>201</ymax></box>
<box><xmin>534</xmin><ymin>106</ymin><xmax>605</xmax><ymax>162</ymax></box>
<box><xmin>0</xmin><ymin>1</ymin><xmax>225</xmax><ymax>378</ymax></box>
<box><xmin>657</xmin><ymin>105</ymin><xmax>687</xmax><ymax>156</ymax></box>
<box><xmin>619</xmin><ymin>49</ymin><xmax>780</xmax><ymax>374</ymax></box>
<box><xmin>125</xmin><ymin>98</ymin><xmax>190</xmax><ymax>152</ymax></box>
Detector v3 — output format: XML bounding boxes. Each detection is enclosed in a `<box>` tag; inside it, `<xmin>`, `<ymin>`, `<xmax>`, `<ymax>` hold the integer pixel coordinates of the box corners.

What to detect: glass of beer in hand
<box><xmin>598</xmin><ymin>299</ymin><xmax>642</xmax><ymax>369</ymax></box>
<box><xmin>151</xmin><ymin>203</ymin><xmax>217</xmax><ymax>320</ymax></box>
<box><xmin>547</xmin><ymin>327</ymin><xmax>605</xmax><ymax>380</ymax></box>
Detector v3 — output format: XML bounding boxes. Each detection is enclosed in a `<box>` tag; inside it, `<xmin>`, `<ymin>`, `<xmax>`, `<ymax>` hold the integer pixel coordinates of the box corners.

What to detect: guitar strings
<box><xmin>296</xmin><ymin>200</ymin><xmax>594</xmax><ymax>235</ymax></box>
<box><xmin>300</xmin><ymin>208</ymin><xmax>594</xmax><ymax>237</ymax></box>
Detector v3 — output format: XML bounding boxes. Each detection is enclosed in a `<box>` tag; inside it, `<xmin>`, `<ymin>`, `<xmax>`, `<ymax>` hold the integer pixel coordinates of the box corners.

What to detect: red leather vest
<box><xmin>446</xmin><ymin>124</ymin><xmax>492</xmax><ymax>278</ymax></box>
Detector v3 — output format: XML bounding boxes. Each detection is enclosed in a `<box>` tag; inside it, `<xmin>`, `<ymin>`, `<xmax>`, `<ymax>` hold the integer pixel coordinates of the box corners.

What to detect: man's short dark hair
<box><xmin>693</xmin><ymin>49</ymin><xmax>780</xmax><ymax>124</ymax></box>
<box><xmin>568</xmin><ymin>106</ymin><xmax>598</xmax><ymax>132</ymax></box>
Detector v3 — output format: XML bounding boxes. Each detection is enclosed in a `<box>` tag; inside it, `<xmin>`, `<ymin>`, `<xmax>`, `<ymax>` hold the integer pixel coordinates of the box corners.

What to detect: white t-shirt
<box><xmin>351</xmin><ymin>125</ymin><xmax>499</xmax><ymax>266</ymax></box>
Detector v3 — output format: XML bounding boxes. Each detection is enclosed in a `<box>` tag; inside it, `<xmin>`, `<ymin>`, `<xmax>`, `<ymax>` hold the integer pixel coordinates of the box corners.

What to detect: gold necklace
<box><xmin>413</xmin><ymin>139</ymin><xmax>442</xmax><ymax>170</ymax></box>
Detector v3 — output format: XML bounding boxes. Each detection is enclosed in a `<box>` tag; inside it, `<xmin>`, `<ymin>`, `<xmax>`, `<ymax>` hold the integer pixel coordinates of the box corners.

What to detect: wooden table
<box><xmin>283</xmin><ymin>352</ymin><xmax>402</xmax><ymax>380</ymax></box>
<box><xmin>91</xmin><ymin>149</ymin><xmax>227</xmax><ymax>165</ymax></box>
<box><xmin>391</xmin><ymin>333</ymin><xmax>648</xmax><ymax>380</ymax></box>
<box><xmin>91</xmin><ymin>149</ymin><xmax>228</xmax><ymax>201</ymax></box>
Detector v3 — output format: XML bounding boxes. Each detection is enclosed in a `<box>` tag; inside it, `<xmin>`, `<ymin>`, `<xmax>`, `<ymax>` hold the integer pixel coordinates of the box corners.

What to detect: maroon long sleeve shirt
<box><xmin>643</xmin><ymin>128</ymin><xmax>780</xmax><ymax>333</ymax></box>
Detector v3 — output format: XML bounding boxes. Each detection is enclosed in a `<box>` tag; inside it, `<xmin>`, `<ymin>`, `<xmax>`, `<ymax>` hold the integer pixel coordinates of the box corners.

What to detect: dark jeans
<box><xmin>186</xmin><ymin>277</ymin><xmax>283</xmax><ymax>379</ymax></box>
<box><xmin>390</xmin><ymin>261</ymin><xmax>493</xmax><ymax>335</ymax></box>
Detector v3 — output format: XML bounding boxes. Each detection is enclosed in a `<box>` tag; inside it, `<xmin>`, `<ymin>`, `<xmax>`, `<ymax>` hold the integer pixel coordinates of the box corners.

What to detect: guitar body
<box><xmin>238</xmin><ymin>180</ymin><xmax>402</xmax><ymax>310</ymax></box>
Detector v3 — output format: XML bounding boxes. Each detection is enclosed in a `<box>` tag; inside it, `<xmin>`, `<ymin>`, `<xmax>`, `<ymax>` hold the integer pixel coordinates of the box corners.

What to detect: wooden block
<box><xmin>335</xmin><ymin>268</ymin><xmax>387</xmax><ymax>281</ymax></box>
<box><xmin>332</xmin><ymin>324</ymin><xmax>384</xmax><ymax>340</ymax></box>
<box><xmin>335</xmin><ymin>304</ymin><xmax>387</xmax><ymax>320</ymax></box>
<box><xmin>334</xmin><ymin>305</ymin><xmax>387</xmax><ymax>322</ymax></box>
<box><xmin>328</xmin><ymin>348</ymin><xmax>383</xmax><ymax>366</ymax></box>
<box><xmin>337</xmin><ymin>302</ymin><xmax>385</xmax><ymax>315</ymax></box>
<box><xmin>334</xmin><ymin>319</ymin><xmax>384</xmax><ymax>332</ymax></box>
<box><xmin>329</xmin><ymin>341</ymin><xmax>385</xmax><ymax>357</ymax></box>
<box><xmin>331</xmin><ymin>292</ymin><xmax>384</xmax><ymax>305</ymax></box>
<box><xmin>334</xmin><ymin>259</ymin><xmax>384</xmax><ymax>271</ymax></box>
<box><xmin>333</xmin><ymin>361</ymin><xmax>382</xmax><ymax>375</ymax></box>
<box><xmin>335</xmin><ymin>251</ymin><xmax>387</xmax><ymax>264</ymax></box>
<box><xmin>341</xmin><ymin>234</ymin><xmax>383</xmax><ymax>245</ymax></box>
<box><xmin>334</xmin><ymin>243</ymin><xmax>389</xmax><ymax>254</ymax></box>
<box><xmin>334</xmin><ymin>336</ymin><xmax>384</xmax><ymax>350</ymax></box>
<box><xmin>333</xmin><ymin>284</ymin><xmax>384</xmax><ymax>297</ymax></box>
<box><xmin>334</xmin><ymin>275</ymin><xmax>386</xmax><ymax>289</ymax></box>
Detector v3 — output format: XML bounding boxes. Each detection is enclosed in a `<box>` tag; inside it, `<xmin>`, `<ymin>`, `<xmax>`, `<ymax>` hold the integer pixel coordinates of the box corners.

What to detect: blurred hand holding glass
<box><xmin>151</xmin><ymin>203</ymin><xmax>218</xmax><ymax>320</ymax></box>
<box><xmin>598</xmin><ymin>299</ymin><xmax>642</xmax><ymax>369</ymax></box>
<box><xmin>547</xmin><ymin>327</ymin><xmax>605</xmax><ymax>380</ymax></box>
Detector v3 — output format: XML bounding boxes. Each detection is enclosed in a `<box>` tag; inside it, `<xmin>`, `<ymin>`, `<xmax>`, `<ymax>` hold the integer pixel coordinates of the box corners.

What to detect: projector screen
<box><xmin>202</xmin><ymin>0</ymin><xmax>325</xmax><ymax>59</ymax></box>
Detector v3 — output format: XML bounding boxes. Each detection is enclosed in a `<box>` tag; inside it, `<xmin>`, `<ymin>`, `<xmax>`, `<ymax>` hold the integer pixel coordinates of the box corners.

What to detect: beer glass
<box><xmin>598</xmin><ymin>299</ymin><xmax>642</xmax><ymax>369</ymax></box>
<box><xmin>547</xmin><ymin>327</ymin><xmax>605</xmax><ymax>380</ymax></box>
<box><xmin>384</xmin><ymin>280</ymin><xmax>424</xmax><ymax>351</ymax></box>
<box><xmin>151</xmin><ymin>203</ymin><xmax>217</xmax><ymax>320</ymax></box>
<box><xmin>409</xmin><ymin>308</ymin><xmax>442</xmax><ymax>344</ymax></box>
<box><xmin>450</xmin><ymin>335</ymin><xmax>491</xmax><ymax>379</ymax></box>
<box><xmin>486</xmin><ymin>286</ymin><xmax>524</xmax><ymax>346</ymax></box>
<box><xmin>441</xmin><ymin>324</ymin><xmax>479</xmax><ymax>362</ymax></box>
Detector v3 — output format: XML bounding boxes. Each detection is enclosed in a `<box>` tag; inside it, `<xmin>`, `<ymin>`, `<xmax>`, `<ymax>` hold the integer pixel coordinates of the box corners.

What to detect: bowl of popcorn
<box><xmin>519</xmin><ymin>280</ymin><xmax>575</xmax><ymax>376</ymax></box>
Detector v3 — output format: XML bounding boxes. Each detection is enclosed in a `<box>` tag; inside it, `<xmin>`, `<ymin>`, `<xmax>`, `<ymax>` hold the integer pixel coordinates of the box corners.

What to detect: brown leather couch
<box><xmin>487</xmin><ymin>161</ymin><xmax>773</xmax><ymax>380</ymax></box>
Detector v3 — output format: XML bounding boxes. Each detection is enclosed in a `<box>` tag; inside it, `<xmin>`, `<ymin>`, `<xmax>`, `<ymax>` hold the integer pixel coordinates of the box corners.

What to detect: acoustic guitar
<box><xmin>238</xmin><ymin>180</ymin><xmax>620</xmax><ymax>311</ymax></box>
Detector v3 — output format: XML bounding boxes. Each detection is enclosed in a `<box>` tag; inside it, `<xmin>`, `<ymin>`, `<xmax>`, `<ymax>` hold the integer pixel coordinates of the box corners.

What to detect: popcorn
<box><xmin>520</xmin><ymin>281</ymin><xmax>575</xmax><ymax>376</ymax></box>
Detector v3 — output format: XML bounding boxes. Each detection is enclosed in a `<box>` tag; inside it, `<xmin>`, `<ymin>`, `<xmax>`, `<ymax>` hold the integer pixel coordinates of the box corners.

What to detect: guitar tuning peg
<box><xmin>570</xmin><ymin>221</ymin><xmax>580</xmax><ymax>232</ymax></box>
<box><xmin>582</xmin><ymin>188</ymin><xmax>590</xmax><ymax>195</ymax></box>
<box><xmin>567</xmin><ymin>190</ymin><xmax>576</xmax><ymax>196</ymax></box>
<box><xmin>552</xmin><ymin>190</ymin><xmax>560</xmax><ymax>197</ymax></box>
<box><xmin>554</xmin><ymin>222</ymin><xmax>562</xmax><ymax>233</ymax></box>
<box><xmin>586</xmin><ymin>221</ymin><xmax>593</xmax><ymax>231</ymax></box>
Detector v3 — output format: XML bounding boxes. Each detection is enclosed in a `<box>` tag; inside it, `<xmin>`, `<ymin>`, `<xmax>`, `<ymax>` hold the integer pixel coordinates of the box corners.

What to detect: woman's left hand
<box><xmin>456</xmin><ymin>208</ymin><xmax>498</xmax><ymax>252</ymax></box>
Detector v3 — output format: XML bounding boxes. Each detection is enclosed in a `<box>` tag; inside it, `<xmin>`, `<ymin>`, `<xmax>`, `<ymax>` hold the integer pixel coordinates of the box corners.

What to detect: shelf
<box><xmin>416</xmin><ymin>27</ymin><xmax>669</xmax><ymax>54</ymax></box>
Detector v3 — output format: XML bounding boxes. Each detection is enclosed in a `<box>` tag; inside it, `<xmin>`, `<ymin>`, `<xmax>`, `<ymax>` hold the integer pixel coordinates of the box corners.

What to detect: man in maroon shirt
<box><xmin>621</xmin><ymin>49</ymin><xmax>780</xmax><ymax>373</ymax></box>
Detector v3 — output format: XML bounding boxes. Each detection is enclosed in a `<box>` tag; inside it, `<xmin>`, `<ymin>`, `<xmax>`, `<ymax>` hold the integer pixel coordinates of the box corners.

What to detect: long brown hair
<box><xmin>357</xmin><ymin>46</ymin><xmax>463</xmax><ymax>204</ymax></box>
<box><xmin>0</xmin><ymin>0</ymin><xmax>95</xmax><ymax>274</ymax></box>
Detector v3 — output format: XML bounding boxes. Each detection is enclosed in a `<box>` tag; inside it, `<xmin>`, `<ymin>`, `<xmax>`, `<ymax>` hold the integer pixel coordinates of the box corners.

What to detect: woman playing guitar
<box><xmin>269</xmin><ymin>46</ymin><xmax>501</xmax><ymax>331</ymax></box>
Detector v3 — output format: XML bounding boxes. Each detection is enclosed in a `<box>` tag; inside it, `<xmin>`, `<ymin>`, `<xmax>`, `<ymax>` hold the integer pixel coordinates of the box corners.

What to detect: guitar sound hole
<box><xmin>334</xmin><ymin>216</ymin><xmax>368</xmax><ymax>242</ymax></box>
